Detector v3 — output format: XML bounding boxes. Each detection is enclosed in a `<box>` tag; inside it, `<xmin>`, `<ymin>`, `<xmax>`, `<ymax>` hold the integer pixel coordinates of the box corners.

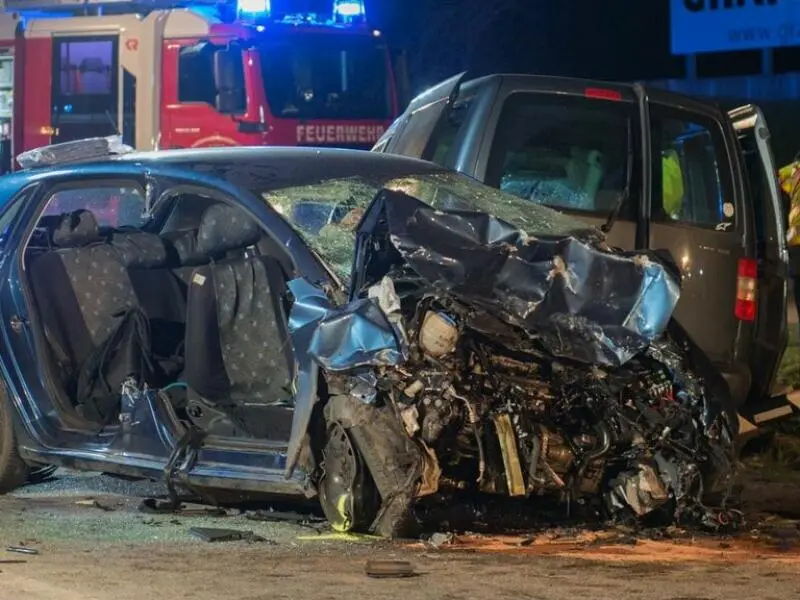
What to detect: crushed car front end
<box><xmin>283</xmin><ymin>177</ymin><xmax>738</xmax><ymax>537</ymax></box>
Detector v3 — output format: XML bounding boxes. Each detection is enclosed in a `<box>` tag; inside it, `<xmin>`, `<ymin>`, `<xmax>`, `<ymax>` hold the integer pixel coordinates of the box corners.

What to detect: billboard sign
<box><xmin>671</xmin><ymin>0</ymin><xmax>800</xmax><ymax>54</ymax></box>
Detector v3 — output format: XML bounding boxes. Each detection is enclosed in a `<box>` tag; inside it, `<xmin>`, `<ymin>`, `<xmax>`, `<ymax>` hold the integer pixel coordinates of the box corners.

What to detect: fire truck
<box><xmin>0</xmin><ymin>0</ymin><xmax>398</xmax><ymax>171</ymax></box>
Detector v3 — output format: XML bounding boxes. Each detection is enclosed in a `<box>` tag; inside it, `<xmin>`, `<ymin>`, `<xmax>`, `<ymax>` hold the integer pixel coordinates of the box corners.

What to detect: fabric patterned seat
<box><xmin>30</xmin><ymin>210</ymin><xmax>140</xmax><ymax>377</ymax></box>
<box><xmin>182</xmin><ymin>204</ymin><xmax>293</xmax><ymax>407</ymax></box>
<box><xmin>29</xmin><ymin>209</ymin><xmax>177</xmax><ymax>396</ymax></box>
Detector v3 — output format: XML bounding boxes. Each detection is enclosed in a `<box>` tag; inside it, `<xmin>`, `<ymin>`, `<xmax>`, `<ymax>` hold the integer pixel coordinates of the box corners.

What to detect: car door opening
<box><xmin>23</xmin><ymin>184</ymin><xmax>296</xmax><ymax>441</ymax></box>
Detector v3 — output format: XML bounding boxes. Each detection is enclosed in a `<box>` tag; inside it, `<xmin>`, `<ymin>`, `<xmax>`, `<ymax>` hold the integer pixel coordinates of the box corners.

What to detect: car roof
<box><xmin>1</xmin><ymin>147</ymin><xmax>448</xmax><ymax>196</ymax></box>
<box><xmin>117</xmin><ymin>146</ymin><xmax>435</xmax><ymax>169</ymax></box>
<box><xmin>121</xmin><ymin>146</ymin><xmax>447</xmax><ymax>185</ymax></box>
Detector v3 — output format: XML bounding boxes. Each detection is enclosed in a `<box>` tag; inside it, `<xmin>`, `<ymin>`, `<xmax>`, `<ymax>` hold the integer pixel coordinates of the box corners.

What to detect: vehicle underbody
<box><xmin>291</xmin><ymin>189</ymin><xmax>738</xmax><ymax>537</ymax></box>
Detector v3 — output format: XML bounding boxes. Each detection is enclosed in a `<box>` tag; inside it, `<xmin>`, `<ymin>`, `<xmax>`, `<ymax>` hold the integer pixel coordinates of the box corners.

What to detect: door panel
<box><xmin>730</xmin><ymin>104</ymin><xmax>789</xmax><ymax>400</ymax></box>
<box><xmin>648</xmin><ymin>104</ymin><xmax>745</xmax><ymax>369</ymax></box>
<box><xmin>161</xmin><ymin>42</ymin><xmax>255</xmax><ymax>149</ymax></box>
<box><xmin>651</xmin><ymin>223</ymin><xmax>743</xmax><ymax>364</ymax></box>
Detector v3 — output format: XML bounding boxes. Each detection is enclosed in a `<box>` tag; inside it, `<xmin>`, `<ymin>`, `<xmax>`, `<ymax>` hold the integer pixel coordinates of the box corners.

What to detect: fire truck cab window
<box><xmin>51</xmin><ymin>37</ymin><xmax>119</xmax><ymax>144</ymax></box>
<box><xmin>178</xmin><ymin>44</ymin><xmax>217</xmax><ymax>105</ymax></box>
<box><xmin>258</xmin><ymin>33</ymin><xmax>391</xmax><ymax>121</ymax></box>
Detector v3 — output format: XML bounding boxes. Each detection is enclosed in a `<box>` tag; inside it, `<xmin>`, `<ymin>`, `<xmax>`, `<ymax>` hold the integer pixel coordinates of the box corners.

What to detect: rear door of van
<box><xmin>729</xmin><ymin>104</ymin><xmax>789</xmax><ymax>404</ymax></box>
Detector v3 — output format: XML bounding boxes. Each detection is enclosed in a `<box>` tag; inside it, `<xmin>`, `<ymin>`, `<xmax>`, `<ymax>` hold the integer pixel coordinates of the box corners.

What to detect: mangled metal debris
<box><xmin>188</xmin><ymin>527</ymin><xmax>271</xmax><ymax>543</ymax></box>
<box><xmin>288</xmin><ymin>188</ymin><xmax>737</xmax><ymax>537</ymax></box>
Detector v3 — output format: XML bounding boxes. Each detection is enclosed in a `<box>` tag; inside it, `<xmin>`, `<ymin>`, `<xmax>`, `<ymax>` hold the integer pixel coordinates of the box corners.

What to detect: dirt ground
<box><xmin>2</xmin><ymin>457</ymin><xmax>800</xmax><ymax>600</ymax></box>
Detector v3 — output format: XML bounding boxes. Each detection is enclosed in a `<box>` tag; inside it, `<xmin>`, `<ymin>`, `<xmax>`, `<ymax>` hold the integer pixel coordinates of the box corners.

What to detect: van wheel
<box><xmin>0</xmin><ymin>387</ymin><xmax>29</xmax><ymax>494</ymax></box>
<box><xmin>318</xmin><ymin>421</ymin><xmax>380</xmax><ymax>533</ymax></box>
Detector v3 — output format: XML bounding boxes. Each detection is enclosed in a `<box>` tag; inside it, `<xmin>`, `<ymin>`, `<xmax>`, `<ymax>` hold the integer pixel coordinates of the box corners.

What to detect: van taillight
<box><xmin>584</xmin><ymin>87</ymin><xmax>623</xmax><ymax>101</ymax></box>
<box><xmin>735</xmin><ymin>258</ymin><xmax>757</xmax><ymax>321</ymax></box>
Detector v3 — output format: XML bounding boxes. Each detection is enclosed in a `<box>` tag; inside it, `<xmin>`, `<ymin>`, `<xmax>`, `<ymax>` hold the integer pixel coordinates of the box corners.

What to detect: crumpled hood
<box><xmin>284</xmin><ymin>187</ymin><xmax>683</xmax><ymax>478</ymax></box>
<box><xmin>349</xmin><ymin>188</ymin><xmax>681</xmax><ymax>367</ymax></box>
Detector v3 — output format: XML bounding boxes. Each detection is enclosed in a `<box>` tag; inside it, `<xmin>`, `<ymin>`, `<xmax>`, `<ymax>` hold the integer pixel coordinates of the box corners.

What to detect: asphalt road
<box><xmin>1</xmin><ymin>466</ymin><xmax>800</xmax><ymax>600</ymax></box>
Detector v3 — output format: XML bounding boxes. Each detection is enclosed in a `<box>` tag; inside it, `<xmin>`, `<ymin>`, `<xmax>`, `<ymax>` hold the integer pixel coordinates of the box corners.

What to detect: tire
<box><xmin>319</xmin><ymin>395</ymin><xmax>421</xmax><ymax>538</ymax></box>
<box><xmin>317</xmin><ymin>421</ymin><xmax>380</xmax><ymax>533</ymax></box>
<box><xmin>0</xmin><ymin>388</ymin><xmax>29</xmax><ymax>494</ymax></box>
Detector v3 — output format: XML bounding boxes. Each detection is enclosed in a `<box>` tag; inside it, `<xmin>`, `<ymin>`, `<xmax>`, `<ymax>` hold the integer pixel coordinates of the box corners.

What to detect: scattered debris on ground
<box><xmin>6</xmin><ymin>545</ymin><xmax>39</xmax><ymax>555</ymax></box>
<box><xmin>75</xmin><ymin>498</ymin><xmax>118</xmax><ymax>512</ymax></box>
<box><xmin>425</xmin><ymin>532</ymin><xmax>455</xmax><ymax>549</ymax></box>
<box><xmin>246</xmin><ymin>508</ymin><xmax>326</xmax><ymax>526</ymax></box>
<box><xmin>364</xmin><ymin>559</ymin><xmax>417</xmax><ymax>578</ymax></box>
<box><xmin>188</xmin><ymin>527</ymin><xmax>274</xmax><ymax>544</ymax></box>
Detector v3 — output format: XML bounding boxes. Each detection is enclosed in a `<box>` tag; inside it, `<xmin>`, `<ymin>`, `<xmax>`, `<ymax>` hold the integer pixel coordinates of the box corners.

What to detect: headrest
<box><xmin>167</xmin><ymin>229</ymin><xmax>206</xmax><ymax>267</ymax></box>
<box><xmin>52</xmin><ymin>209</ymin><xmax>101</xmax><ymax>247</ymax></box>
<box><xmin>110</xmin><ymin>230</ymin><xmax>168</xmax><ymax>268</ymax></box>
<box><xmin>195</xmin><ymin>204</ymin><xmax>261</xmax><ymax>256</ymax></box>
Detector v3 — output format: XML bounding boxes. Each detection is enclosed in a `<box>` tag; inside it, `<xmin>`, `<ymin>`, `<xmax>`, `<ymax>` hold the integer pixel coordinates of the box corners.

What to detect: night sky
<box><xmin>370</xmin><ymin>0</ymin><xmax>683</xmax><ymax>89</ymax></box>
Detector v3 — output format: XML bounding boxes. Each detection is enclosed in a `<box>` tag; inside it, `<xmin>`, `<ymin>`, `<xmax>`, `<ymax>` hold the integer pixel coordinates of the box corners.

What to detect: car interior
<box><xmin>23</xmin><ymin>184</ymin><xmax>299</xmax><ymax>442</ymax></box>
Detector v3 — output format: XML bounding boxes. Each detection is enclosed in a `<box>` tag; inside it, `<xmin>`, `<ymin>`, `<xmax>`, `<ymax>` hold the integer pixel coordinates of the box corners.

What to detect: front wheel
<box><xmin>0</xmin><ymin>387</ymin><xmax>30</xmax><ymax>494</ymax></box>
<box><xmin>318</xmin><ymin>421</ymin><xmax>380</xmax><ymax>533</ymax></box>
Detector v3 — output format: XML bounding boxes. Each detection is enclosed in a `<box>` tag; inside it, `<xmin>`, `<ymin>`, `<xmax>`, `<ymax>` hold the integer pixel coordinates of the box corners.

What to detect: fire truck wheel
<box><xmin>0</xmin><ymin>385</ymin><xmax>29</xmax><ymax>494</ymax></box>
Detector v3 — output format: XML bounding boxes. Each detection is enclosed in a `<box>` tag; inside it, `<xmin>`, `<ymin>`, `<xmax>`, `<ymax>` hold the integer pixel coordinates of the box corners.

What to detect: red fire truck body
<box><xmin>0</xmin><ymin>0</ymin><xmax>396</xmax><ymax>170</ymax></box>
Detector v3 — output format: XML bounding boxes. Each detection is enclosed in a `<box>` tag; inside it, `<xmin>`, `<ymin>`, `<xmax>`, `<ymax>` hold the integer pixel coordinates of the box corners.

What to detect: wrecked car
<box><xmin>0</xmin><ymin>139</ymin><xmax>736</xmax><ymax>537</ymax></box>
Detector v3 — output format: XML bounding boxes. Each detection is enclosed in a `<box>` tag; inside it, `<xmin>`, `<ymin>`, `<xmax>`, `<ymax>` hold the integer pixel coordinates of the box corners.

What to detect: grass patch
<box><xmin>778</xmin><ymin>345</ymin><xmax>800</xmax><ymax>389</ymax></box>
<box><xmin>778</xmin><ymin>324</ymin><xmax>800</xmax><ymax>388</ymax></box>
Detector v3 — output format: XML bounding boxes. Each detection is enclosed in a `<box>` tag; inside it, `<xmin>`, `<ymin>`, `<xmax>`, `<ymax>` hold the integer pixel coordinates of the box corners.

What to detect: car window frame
<box><xmin>37</xmin><ymin>177</ymin><xmax>149</xmax><ymax>231</ymax></box>
<box><xmin>648</xmin><ymin>103</ymin><xmax>738</xmax><ymax>234</ymax></box>
<box><xmin>0</xmin><ymin>184</ymin><xmax>39</xmax><ymax>250</ymax></box>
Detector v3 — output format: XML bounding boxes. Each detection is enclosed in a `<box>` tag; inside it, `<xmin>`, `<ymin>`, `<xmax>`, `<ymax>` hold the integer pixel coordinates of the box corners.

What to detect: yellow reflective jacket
<box><xmin>779</xmin><ymin>161</ymin><xmax>800</xmax><ymax>247</ymax></box>
<box><xmin>662</xmin><ymin>150</ymin><xmax>684</xmax><ymax>218</ymax></box>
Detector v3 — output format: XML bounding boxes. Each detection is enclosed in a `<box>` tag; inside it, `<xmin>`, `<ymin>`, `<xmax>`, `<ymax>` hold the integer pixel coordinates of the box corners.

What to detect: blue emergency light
<box><xmin>332</xmin><ymin>0</ymin><xmax>365</xmax><ymax>21</ymax></box>
<box><xmin>237</xmin><ymin>0</ymin><xmax>270</xmax><ymax>16</ymax></box>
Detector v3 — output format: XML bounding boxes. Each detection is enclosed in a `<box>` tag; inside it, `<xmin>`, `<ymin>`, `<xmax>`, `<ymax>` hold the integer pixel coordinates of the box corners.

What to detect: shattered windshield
<box><xmin>263</xmin><ymin>171</ymin><xmax>587</xmax><ymax>279</ymax></box>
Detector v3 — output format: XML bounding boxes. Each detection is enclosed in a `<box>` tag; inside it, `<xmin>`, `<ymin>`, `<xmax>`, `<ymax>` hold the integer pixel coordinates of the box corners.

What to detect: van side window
<box><xmin>485</xmin><ymin>92</ymin><xmax>636</xmax><ymax>217</ymax></box>
<box><xmin>424</xmin><ymin>101</ymin><xmax>471</xmax><ymax>167</ymax></box>
<box><xmin>651</xmin><ymin>110</ymin><xmax>734</xmax><ymax>230</ymax></box>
